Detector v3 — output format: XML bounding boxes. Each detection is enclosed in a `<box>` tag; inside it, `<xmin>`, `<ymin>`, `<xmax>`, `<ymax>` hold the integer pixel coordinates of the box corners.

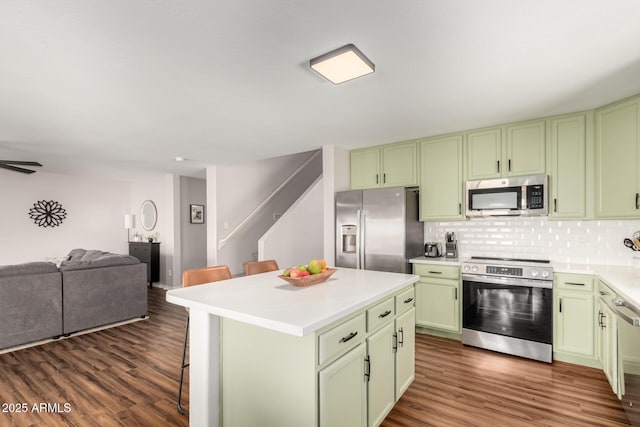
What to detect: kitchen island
<box><xmin>166</xmin><ymin>267</ymin><xmax>419</xmax><ymax>427</ymax></box>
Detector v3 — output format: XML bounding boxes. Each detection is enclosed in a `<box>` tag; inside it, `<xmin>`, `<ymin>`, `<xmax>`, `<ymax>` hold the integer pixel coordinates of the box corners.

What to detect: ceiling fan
<box><xmin>0</xmin><ymin>160</ymin><xmax>43</xmax><ymax>174</ymax></box>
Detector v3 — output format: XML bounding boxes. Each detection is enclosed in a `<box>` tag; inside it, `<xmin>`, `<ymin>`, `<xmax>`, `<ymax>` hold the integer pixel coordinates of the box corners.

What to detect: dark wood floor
<box><xmin>0</xmin><ymin>288</ymin><xmax>631</xmax><ymax>426</ymax></box>
<box><xmin>0</xmin><ymin>287</ymin><xmax>189</xmax><ymax>427</ymax></box>
<box><xmin>383</xmin><ymin>334</ymin><xmax>630</xmax><ymax>427</ymax></box>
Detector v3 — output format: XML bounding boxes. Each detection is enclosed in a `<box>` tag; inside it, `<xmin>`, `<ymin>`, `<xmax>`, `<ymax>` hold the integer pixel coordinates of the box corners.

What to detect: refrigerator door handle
<box><xmin>356</xmin><ymin>210</ymin><xmax>362</xmax><ymax>269</ymax></box>
<box><xmin>360</xmin><ymin>210</ymin><xmax>366</xmax><ymax>269</ymax></box>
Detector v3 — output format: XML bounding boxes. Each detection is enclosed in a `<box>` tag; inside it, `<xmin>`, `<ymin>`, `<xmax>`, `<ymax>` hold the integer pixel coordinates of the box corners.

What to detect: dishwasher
<box><xmin>613</xmin><ymin>290</ymin><xmax>640</xmax><ymax>425</ymax></box>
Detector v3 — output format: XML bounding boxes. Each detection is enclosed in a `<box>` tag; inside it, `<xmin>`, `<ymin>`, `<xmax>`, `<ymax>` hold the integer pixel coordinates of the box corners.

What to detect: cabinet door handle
<box><xmin>339</xmin><ymin>331</ymin><xmax>358</xmax><ymax>343</ymax></box>
<box><xmin>398</xmin><ymin>327</ymin><xmax>404</xmax><ymax>348</ymax></box>
<box><xmin>559</xmin><ymin>298</ymin><xmax>562</xmax><ymax>313</ymax></box>
<box><xmin>393</xmin><ymin>332</ymin><xmax>398</xmax><ymax>351</ymax></box>
<box><xmin>508</xmin><ymin>159</ymin><xmax>512</xmax><ymax>172</ymax></box>
<box><xmin>383</xmin><ymin>173</ymin><xmax>386</xmax><ymax>184</ymax></box>
<box><xmin>428</xmin><ymin>271</ymin><xmax>442</xmax><ymax>274</ymax></box>
<box><xmin>454</xmin><ymin>288</ymin><xmax>458</xmax><ymax>300</ymax></box>
<box><xmin>598</xmin><ymin>310</ymin><xmax>604</xmax><ymax>328</ymax></box>
<box><xmin>601</xmin><ymin>313</ymin><xmax>607</xmax><ymax>328</ymax></box>
<box><xmin>378</xmin><ymin>310</ymin><xmax>392</xmax><ymax>318</ymax></box>
<box><xmin>497</xmin><ymin>160</ymin><xmax>500</xmax><ymax>173</ymax></box>
<box><xmin>403</xmin><ymin>297</ymin><xmax>414</xmax><ymax>304</ymax></box>
<box><xmin>364</xmin><ymin>355</ymin><xmax>371</xmax><ymax>382</ymax></box>
<box><xmin>636</xmin><ymin>193</ymin><xmax>639</xmax><ymax>209</ymax></box>
<box><xmin>376</xmin><ymin>174</ymin><xmax>379</xmax><ymax>184</ymax></box>
<box><xmin>459</xmin><ymin>203</ymin><xmax>462</xmax><ymax>215</ymax></box>
<box><xmin>565</xmin><ymin>282</ymin><xmax>585</xmax><ymax>286</ymax></box>
<box><xmin>554</xmin><ymin>198</ymin><xmax>557</xmax><ymax>213</ymax></box>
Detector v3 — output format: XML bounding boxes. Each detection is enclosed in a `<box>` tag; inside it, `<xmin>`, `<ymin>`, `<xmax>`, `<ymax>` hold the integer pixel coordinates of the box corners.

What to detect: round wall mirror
<box><xmin>140</xmin><ymin>200</ymin><xmax>157</xmax><ymax>231</ymax></box>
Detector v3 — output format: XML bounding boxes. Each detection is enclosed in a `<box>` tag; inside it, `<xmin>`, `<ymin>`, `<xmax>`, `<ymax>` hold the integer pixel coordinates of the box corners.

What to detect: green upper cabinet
<box><xmin>466</xmin><ymin>120</ymin><xmax>546</xmax><ymax>180</ymax></box>
<box><xmin>547</xmin><ymin>113</ymin><xmax>587</xmax><ymax>219</ymax></box>
<box><xmin>505</xmin><ymin>120</ymin><xmax>546</xmax><ymax>176</ymax></box>
<box><xmin>466</xmin><ymin>127</ymin><xmax>502</xmax><ymax>180</ymax></box>
<box><xmin>350</xmin><ymin>141</ymin><xmax>418</xmax><ymax>190</ymax></box>
<box><xmin>350</xmin><ymin>147</ymin><xmax>381</xmax><ymax>190</ymax></box>
<box><xmin>595</xmin><ymin>96</ymin><xmax>640</xmax><ymax>218</ymax></box>
<box><xmin>419</xmin><ymin>134</ymin><xmax>464</xmax><ymax>221</ymax></box>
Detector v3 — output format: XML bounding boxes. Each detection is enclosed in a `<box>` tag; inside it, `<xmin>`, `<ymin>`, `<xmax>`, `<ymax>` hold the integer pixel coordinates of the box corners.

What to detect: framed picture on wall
<box><xmin>190</xmin><ymin>204</ymin><xmax>204</xmax><ymax>224</ymax></box>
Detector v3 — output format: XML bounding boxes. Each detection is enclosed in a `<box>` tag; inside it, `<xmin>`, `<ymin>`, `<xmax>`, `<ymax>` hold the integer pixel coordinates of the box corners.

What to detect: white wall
<box><xmin>322</xmin><ymin>145</ymin><xmax>350</xmax><ymax>265</ymax></box>
<box><xmin>0</xmin><ymin>171</ymin><xmax>131</xmax><ymax>264</ymax></box>
<box><xmin>180</xmin><ymin>176</ymin><xmax>207</xmax><ymax>274</ymax></box>
<box><xmin>424</xmin><ymin>218</ymin><xmax>640</xmax><ymax>266</ymax></box>
<box><xmin>259</xmin><ymin>177</ymin><xmax>324</xmax><ymax>269</ymax></box>
<box><xmin>130</xmin><ymin>174</ymin><xmax>176</xmax><ymax>285</ymax></box>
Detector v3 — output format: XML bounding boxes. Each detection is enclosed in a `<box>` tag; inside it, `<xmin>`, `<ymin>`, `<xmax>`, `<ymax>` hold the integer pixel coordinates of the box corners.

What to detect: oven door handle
<box><xmin>462</xmin><ymin>274</ymin><xmax>553</xmax><ymax>289</ymax></box>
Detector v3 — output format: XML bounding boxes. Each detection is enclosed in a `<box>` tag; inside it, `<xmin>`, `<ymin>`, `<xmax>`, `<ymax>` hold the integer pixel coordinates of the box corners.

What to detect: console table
<box><xmin>128</xmin><ymin>242</ymin><xmax>160</xmax><ymax>287</ymax></box>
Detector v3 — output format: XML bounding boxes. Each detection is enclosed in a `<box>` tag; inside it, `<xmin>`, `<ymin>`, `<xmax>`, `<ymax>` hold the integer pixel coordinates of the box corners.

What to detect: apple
<box><xmin>308</xmin><ymin>260</ymin><xmax>322</xmax><ymax>275</ymax></box>
<box><xmin>289</xmin><ymin>268</ymin><xmax>302</xmax><ymax>278</ymax></box>
<box><xmin>297</xmin><ymin>265</ymin><xmax>307</xmax><ymax>272</ymax></box>
<box><xmin>300</xmin><ymin>270</ymin><xmax>310</xmax><ymax>277</ymax></box>
<box><xmin>282</xmin><ymin>268</ymin><xmax>291</xmax><ymax>277</ymax></box>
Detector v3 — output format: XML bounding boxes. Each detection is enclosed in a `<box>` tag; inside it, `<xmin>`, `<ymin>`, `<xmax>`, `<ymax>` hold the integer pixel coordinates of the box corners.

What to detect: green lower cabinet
<box><xmin>367</xmin><ymin>323</ymin><xmax>395</xmax><ymax>427</ymax></box>
<box><xmin>395</xmin><ymin>308</ymin><xmax>416</xmax><ymax>398</ymax></box>
<box><xmin>552</xmin><ymin>273</ymin><xmax>599</xmax><ymax>367</ymax></box>
<box><xmin>415</xmin><ymin>278</ymin><xmax>460</xmax><ymax>333</ymax></box>
<box><xmin>554</xmin><ymin>290</ymin><xmax>595</xmax><ymax>357</ymax></box>
<box><xmin>597</xmin><ymin>281</ymin><xmax>619</xmax><ymax>396</ymax></box>
<box><xmin>319</xmin><ymin>343</ymin><xmax>367</xmax><ymax>427</ymax></box>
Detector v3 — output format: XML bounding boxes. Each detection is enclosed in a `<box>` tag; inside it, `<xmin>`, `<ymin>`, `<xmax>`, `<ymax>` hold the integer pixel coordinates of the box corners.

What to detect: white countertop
<box><xmin>166</xmin><ymin>268</ymin><xmax>419</xmax><ymax>337</ymax></box>
<box><xmin>553</xmin><ymin>262</ymin><xmax>640</xmax><ymax>311</ymax></box>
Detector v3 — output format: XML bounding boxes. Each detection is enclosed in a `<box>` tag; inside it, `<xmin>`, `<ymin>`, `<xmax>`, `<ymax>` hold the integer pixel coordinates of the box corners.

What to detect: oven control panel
<box><xmin>462</xmin><ymin>260</ymin><xmax>552</xmax><ymax>281</ymax></box>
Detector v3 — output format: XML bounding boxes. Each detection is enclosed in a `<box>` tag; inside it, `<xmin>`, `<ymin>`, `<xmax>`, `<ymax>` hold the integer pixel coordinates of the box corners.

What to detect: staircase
<box><xmin>216</xmin><ymin>149</ymin><xmax>322</xmax><ymax>274</ymax></box>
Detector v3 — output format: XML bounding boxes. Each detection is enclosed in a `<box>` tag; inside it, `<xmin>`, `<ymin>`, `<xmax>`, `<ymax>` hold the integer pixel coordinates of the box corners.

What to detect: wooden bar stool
<box><xmin>244</xmin><ymin>259</ymin><xmax>279</xmax><ymax>275</ymax></box>
<box><xmin>177</xmin><ymin>265</ymin><xmax>232</xmax><ymax>415</ymax></box>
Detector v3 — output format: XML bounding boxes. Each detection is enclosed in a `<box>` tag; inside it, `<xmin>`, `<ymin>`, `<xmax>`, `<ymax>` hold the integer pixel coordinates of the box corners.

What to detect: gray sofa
<box><xmin>0</xmin><ymin>262</ymin><xmax>63</xmax><ymax>349</ymax></box>
<box><xmin>0</xmin><ymin>249</ymin><xmax>147</xmax><ymax>351</ymax></box>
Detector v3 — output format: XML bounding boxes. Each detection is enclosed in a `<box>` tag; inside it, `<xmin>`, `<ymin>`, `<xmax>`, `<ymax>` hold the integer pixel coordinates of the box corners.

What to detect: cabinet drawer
<box><xmin>413</xmin><ymin>263</ymin><xmax>460</xmax><ymax>280</ymax></box>
<box><xmin>129</xmin><ymin>245</ymin><xmax>151</xmax><ymax>262</ymax></box>
<box><xmin>395</xmin><ymin>287</ymin><xmax>415</xmax><ymax>314</ymax></box>
<box><xmin>319</xmin><ymin>313</ymin><xmax>366</xmax><ymax>365</ymax></box>
<box><xmin>555</xmin><ymin>273</ymin><xmax>594</xmax><ymax>292</ymax></box>
<box><xmin>366</xmin><ymin>297</ymin><xmax>395</xmax><ymax>332</ymax></box>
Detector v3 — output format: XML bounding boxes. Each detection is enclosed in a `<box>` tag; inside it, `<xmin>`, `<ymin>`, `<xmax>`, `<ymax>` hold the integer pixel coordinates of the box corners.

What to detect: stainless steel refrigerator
<box><xmin>335</xmin><ymin>187</ymin><xmax>424</xmax><ymax>274</ymax></box>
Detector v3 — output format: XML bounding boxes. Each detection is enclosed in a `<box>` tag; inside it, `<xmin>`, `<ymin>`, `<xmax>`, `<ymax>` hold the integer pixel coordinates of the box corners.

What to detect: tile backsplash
<box><xmin>424</xmin><ymin>218</ymin><xmax>640</xmax><ymax>266</ymax></box>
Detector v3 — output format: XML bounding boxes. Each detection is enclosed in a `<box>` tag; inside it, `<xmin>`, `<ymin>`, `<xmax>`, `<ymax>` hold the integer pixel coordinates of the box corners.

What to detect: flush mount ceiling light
<box><xmin>310</xmin><ymin>44</ymin><xmax>375</xmax><ymax>84</ymax></box>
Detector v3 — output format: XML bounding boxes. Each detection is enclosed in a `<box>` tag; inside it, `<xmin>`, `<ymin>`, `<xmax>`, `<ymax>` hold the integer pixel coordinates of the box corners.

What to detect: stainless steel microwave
<box><xmin>465</xmin><ymin>175</ymin><xmax>548</xmax><ymax>217</ymax></box>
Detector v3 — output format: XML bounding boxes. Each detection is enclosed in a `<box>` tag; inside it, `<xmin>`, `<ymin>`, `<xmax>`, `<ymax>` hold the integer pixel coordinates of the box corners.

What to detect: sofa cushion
<box><xmin>0</xmin><ymin>262</ymin><xmax>58</xmax><ymax>278</ymax></box>
<box><xmin>59</xmin><ymin>249</ymin><xmax>140</xmax><ymax>271</ymax></box>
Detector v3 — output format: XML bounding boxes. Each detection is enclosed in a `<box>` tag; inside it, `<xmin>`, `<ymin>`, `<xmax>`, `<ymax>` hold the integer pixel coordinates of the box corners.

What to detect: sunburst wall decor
<box><xmin>29</xmin><ymin>200</ymin><xmax>67</xmax><ymax>228</ymax></box>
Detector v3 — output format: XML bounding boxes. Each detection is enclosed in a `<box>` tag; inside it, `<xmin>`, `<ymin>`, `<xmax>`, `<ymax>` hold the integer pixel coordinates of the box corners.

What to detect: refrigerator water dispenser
<box><xmin>341</xmin><ymin>225</ymin><xmax>357</xmax><ymax>253</ymax></box>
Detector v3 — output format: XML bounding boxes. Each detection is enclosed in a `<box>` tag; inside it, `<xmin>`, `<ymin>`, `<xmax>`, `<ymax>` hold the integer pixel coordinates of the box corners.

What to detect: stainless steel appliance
<box><xmin>445</xmin><ymin>232</ymin><xmax>458</xmax><ymax>258</ymax></box>
<box><xmin>335</xmin><ymin>187</ymin><xmax>423</xmax><ymax>274</ymax></box>
<box><xmin>613</xmin><ymin>291</ymin><xmax>640</xmax><ymax>425</ymax></box>
<box><xmin>461</xmin><ymin>257</ymin><xmax>553</xmax><ymax>363</ymax></box>
<box><xmin>465</xmin><ymin>174</ymin><xmax>548</xmax><ymax>217</ymax></box>
<box><xmin>424</xmin><ymin>242</ymin><xmax>441</xmax><ymax>258</ymax></box>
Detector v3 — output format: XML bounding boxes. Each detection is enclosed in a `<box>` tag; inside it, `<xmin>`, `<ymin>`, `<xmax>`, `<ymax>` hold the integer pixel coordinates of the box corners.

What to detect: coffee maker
<box><xmin>445</xmin><ymin>232</ymin><xmax>458</xmax><ymax>258</ymax></box>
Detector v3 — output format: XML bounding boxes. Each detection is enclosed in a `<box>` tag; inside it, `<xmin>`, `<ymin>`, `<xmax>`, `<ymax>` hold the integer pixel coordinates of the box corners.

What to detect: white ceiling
<box><xmin>1</xmin><ymin>0</ymin><xmax>640</xmax><ymax>179</ymax></box>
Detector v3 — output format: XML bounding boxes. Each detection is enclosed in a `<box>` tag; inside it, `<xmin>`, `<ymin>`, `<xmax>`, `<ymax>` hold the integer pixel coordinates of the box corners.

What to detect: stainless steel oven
<box><xmin>462</xmin><ymin>257</ymin><xmax>553</xmax><ymax>363</ymax></box>
<box><xmin>614</xmin><ymin>292</ymin><xmax>640</xmax><ymax>425</ymax></box>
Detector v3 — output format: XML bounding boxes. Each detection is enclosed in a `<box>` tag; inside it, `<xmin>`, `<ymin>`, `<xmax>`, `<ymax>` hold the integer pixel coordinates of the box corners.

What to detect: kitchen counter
<box><xmin>410</xmin><ymin>256</ymin><xmax>462</xmax><ymax>266</ymax></box>
<box><xmin>167</xmin><ymin>267</ymin><xmax>418</xmax><ymax>336</ymax></box>
<box><xmin>553</xmin><ymin>262</ymin><xmax>640</xmax><ymax>311</ymax></box>
<box><xmin>166</xmin><ymin>267</ymin><xmax>419</xmax><ymax>427</ymax></box>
